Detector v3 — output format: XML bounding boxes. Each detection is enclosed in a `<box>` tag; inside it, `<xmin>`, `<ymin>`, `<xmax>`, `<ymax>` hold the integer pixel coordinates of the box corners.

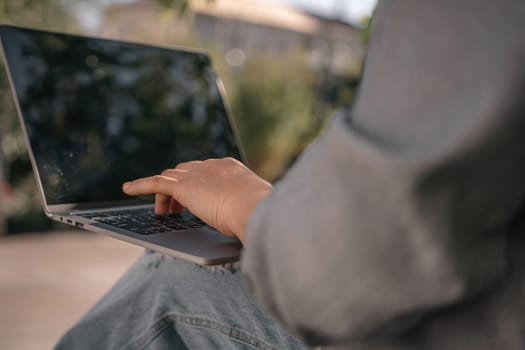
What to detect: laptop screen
<box><xmin>0</xmin><ymin>26</ymin><xmax>241</xmax><ymax>206</ymax></box>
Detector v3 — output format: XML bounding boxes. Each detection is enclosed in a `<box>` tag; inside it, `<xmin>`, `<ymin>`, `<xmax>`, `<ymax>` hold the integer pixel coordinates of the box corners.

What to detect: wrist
<box><xmin>230</xmin><ymin>187</ymin><xmax>272</xmax><ymax>244</ymax></box>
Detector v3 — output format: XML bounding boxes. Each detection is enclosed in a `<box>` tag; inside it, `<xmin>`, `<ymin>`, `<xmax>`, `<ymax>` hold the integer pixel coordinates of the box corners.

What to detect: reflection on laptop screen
<box><xmin>1</xmin><ymin>26</ymin><xmax>241</xmax><ymax>205</ymax></box>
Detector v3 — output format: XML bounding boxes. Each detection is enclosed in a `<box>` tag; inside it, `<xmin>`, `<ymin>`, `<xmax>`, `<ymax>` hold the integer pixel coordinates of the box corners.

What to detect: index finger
<box><xmin>123</xmin><ymin>175</ymin><xmax>180</xmax><ymax>197</ymax></box>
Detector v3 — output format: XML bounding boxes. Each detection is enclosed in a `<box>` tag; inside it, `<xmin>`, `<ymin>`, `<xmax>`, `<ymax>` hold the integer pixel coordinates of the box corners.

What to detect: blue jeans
<box><xmin>55</xmin><ymin>251</ymin><xmax>311</xmax><ymax>349</ymax></box>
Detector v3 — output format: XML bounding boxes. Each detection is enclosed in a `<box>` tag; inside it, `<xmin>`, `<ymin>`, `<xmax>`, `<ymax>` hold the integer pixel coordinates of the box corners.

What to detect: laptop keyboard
<box><xmin>78</xmin><ymin>208</ymin><xmax>207</xmax><ymax>235</ymax></box>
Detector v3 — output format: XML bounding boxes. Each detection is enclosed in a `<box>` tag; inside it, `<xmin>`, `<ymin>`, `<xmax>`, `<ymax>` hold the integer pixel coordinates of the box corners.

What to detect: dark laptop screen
<box><xmin>0</xmin><ymin>26</ymin><xmax>241</xmax><ymax>206</ymax></box>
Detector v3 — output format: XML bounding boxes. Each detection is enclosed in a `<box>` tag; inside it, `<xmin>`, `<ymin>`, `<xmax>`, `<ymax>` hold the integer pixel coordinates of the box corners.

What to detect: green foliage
<box><xmin>227</xmin><ymin>54</ymin><xmax>318</xmax><ymax>181</ymax></box>
<box><xmin>360</xmin><ymin>16</ymin><xmax>372</xmax><ymax>45</ymax></box>
<box><xmin>0</xmin><ymin>0</ymin><xmax>72</xmax><ymax>139</ymax></box>
<box><xmin>0</xmin><ymin>0</ymin><xmax>73</xmax><ymax>233</ymax></box>
<box><xmin>154</xmin><ymin>0</ymin><xmax>214</xmax><ymax>17</ymax></box>
<box><xmin>0</xmin><ymin>0</ymin><xmax>71</xmax><ymax>28</ymax></box>
<box><xmin>155</xmin><ymin>0</ymin><xmax>190</xmax><ymax>15</ymax></box>
<box><xmin>0</xmin><ymin>0</ymin><xmax>363</xmax><ymax>233</ymax></box>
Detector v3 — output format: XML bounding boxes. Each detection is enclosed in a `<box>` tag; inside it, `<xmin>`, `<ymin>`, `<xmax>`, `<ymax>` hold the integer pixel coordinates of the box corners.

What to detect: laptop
<box><xmin>0</xmin><ymin>25</ymin><xmax>244</xmax><ymax>265</ymax></box>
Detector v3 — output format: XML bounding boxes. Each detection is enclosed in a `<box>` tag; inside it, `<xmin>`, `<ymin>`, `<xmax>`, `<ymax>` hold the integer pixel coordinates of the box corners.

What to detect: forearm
<box><xmin>242</xmin><ymin>0</ymin><xmax>525</xmax><ymax>345</ymax></box>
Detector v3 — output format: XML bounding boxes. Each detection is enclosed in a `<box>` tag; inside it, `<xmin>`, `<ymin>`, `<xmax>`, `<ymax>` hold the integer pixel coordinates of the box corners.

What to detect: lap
<box><xmin>55</xmin><ymin>251</ymin><xmax>310</xmax><ymax>350</ymax></box>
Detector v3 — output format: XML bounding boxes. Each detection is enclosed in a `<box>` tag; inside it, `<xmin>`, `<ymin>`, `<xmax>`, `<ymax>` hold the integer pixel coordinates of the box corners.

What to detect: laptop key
<box><xmin>133</xmin><ymin>224</ymin><xmax>188</xmax><ymax>234</ymax></box>
<box><xmin>81</xmin><ymin>208</ymin><xmax>207</xmax><ymax>235</ymax></box>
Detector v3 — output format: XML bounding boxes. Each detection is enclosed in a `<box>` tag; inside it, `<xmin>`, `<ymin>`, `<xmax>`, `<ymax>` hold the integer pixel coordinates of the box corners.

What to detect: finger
<box><xmin>176</xmin><ymin>160</ymin><xmax>203</xmax><ymax>170</ymax></box>
<box><xmin>162</xmin><ymin>168</ymin><xmax>188</xmax><ymax>179</ymax></box>
<box><xmin>169</xmin><ymin>198</ymin><xmax>184</xmax><ymax>214</ymax></box>
<box><xmin>155</xmin><ymin>193</ymin><xmax>171</xmax><ymax>215</ymax></box>
<box><xmin>123</xmin><ymin>175</ymin><xmax>179</xmax><ymax>197</ymax></box>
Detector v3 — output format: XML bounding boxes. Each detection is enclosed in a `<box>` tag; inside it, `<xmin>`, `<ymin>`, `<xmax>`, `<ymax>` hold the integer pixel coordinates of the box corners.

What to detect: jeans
<box><xmin>54</xmin><ymin>251</ymin><xmax>311</xmax><ymax>350</ymax></box>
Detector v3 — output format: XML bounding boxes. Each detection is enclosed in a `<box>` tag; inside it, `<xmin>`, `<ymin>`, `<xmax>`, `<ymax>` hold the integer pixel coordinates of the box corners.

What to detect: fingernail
<box><xmin>123</xmin><ymin>182</ymin><xmax>130</xmax><ymax>190</ymax></box>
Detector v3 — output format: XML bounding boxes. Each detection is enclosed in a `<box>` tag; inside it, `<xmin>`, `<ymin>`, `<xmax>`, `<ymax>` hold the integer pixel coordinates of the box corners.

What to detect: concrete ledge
<box><xmin>0</xmin><ymin>230</ymin><xmax>143</xmax><ymax>350</ymax></box>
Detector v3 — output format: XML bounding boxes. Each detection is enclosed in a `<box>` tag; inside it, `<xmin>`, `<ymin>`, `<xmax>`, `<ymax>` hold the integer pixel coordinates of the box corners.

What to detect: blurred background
<box><xmin>0</xmin><ymin>0</ymin><xmax>376</xmax><ymax>234</ymax></box>
<box><xmin>0</xmin><ymin>0</ymin><xmax>376</xmax><ymax>348</ymax></box>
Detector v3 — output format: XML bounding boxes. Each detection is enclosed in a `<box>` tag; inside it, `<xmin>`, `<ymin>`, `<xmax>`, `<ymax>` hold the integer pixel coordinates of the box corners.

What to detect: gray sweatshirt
<box><xmin>241</xmin><ymin>0</ymin><xmax>525</xmax><ymax>349</ymax></box>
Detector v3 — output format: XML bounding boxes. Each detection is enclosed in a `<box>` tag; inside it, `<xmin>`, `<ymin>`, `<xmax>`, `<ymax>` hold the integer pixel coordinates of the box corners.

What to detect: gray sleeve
<box><xmin>241</xmin><ymin>0</ymin><xmax>525</xmax><ymax>345</ymax></box>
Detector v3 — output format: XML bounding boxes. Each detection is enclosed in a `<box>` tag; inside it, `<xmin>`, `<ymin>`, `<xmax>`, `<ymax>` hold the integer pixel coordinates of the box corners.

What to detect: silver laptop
<box><xmin>0</xmin><ymin>25</ymin><xmax>244</xmax><ymax>265</ymax></box>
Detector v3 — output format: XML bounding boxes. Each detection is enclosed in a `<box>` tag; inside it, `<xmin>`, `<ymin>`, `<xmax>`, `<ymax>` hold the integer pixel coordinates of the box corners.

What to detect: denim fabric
<box><xmin>54</xmin><ymin>251</ymin><xmax>310</xmax><ymax>350</ymax></box>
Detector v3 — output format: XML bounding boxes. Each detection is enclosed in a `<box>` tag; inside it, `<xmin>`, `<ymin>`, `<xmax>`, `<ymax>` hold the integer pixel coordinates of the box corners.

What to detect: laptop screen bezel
<box><xmin>0</xmin><ymin>24</ymin><xmax>247</xmax><ymax>215</ymax></box>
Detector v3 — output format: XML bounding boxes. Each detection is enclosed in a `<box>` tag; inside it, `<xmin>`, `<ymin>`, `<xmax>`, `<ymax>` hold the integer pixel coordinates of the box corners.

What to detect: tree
<box><xmin>0</xmin><ymin>0</ymin><xmax>71</xmax><ymax>27</ymax></box>
<box><xmin>0</xmin><ymin>0</ymin><xmax>74</xmax><ymax>234</ymax></box>
<box><xmin>154</xmin><ymin>0</ymin><xmax>213</xmax><ymax>15</ymax></box>
<box><xmin>0</xmin><ymin>0</ymin><xmax>208</xmax><ymax>233</ymax></box>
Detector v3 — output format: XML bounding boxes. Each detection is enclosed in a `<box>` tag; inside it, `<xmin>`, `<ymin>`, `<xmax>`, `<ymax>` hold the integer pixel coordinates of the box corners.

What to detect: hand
<box><xmin>122</xmin><ymin>158</ymin><xmax>272</xmax><ymax>244</ymax></box>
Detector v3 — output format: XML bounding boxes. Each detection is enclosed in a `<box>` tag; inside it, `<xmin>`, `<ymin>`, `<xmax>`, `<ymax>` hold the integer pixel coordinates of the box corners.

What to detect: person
<box><xmin>55</xmin><ymin>0</ymin><xmax>525</xmax><ymax>349</ymax></box>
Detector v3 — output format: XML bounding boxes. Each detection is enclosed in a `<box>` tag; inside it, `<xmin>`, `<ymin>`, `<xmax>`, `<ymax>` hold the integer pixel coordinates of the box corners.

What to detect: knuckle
<box><xmin>210</xmin><ymin>158</ymin><xmax>225</xmax><ymax>166</ymax></box>
<box><xmin>224</xmin><ymin>157</ymin><xmax>238</xmax><ymax>165</ymax></box>
<box><xmin>177</xmin><ymin>161</ymin><xmax>197</xmax><ymax>170</ymax></box>
<box><xmin>152</xmin><ymin>175</ymin><xmax>163</xmax><ymax>188</ymax></box>
<box><xmin>162</xmin><ymin>169</ymin><xmax>176</xmax><ymax>177</ymax></box>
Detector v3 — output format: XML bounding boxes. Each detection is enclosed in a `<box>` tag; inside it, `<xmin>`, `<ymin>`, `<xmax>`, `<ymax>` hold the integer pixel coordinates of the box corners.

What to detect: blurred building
<box><xmin>102</xmin><ymin>0</ymin><xmax>364</xmax><ymax>75</ymax></box>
